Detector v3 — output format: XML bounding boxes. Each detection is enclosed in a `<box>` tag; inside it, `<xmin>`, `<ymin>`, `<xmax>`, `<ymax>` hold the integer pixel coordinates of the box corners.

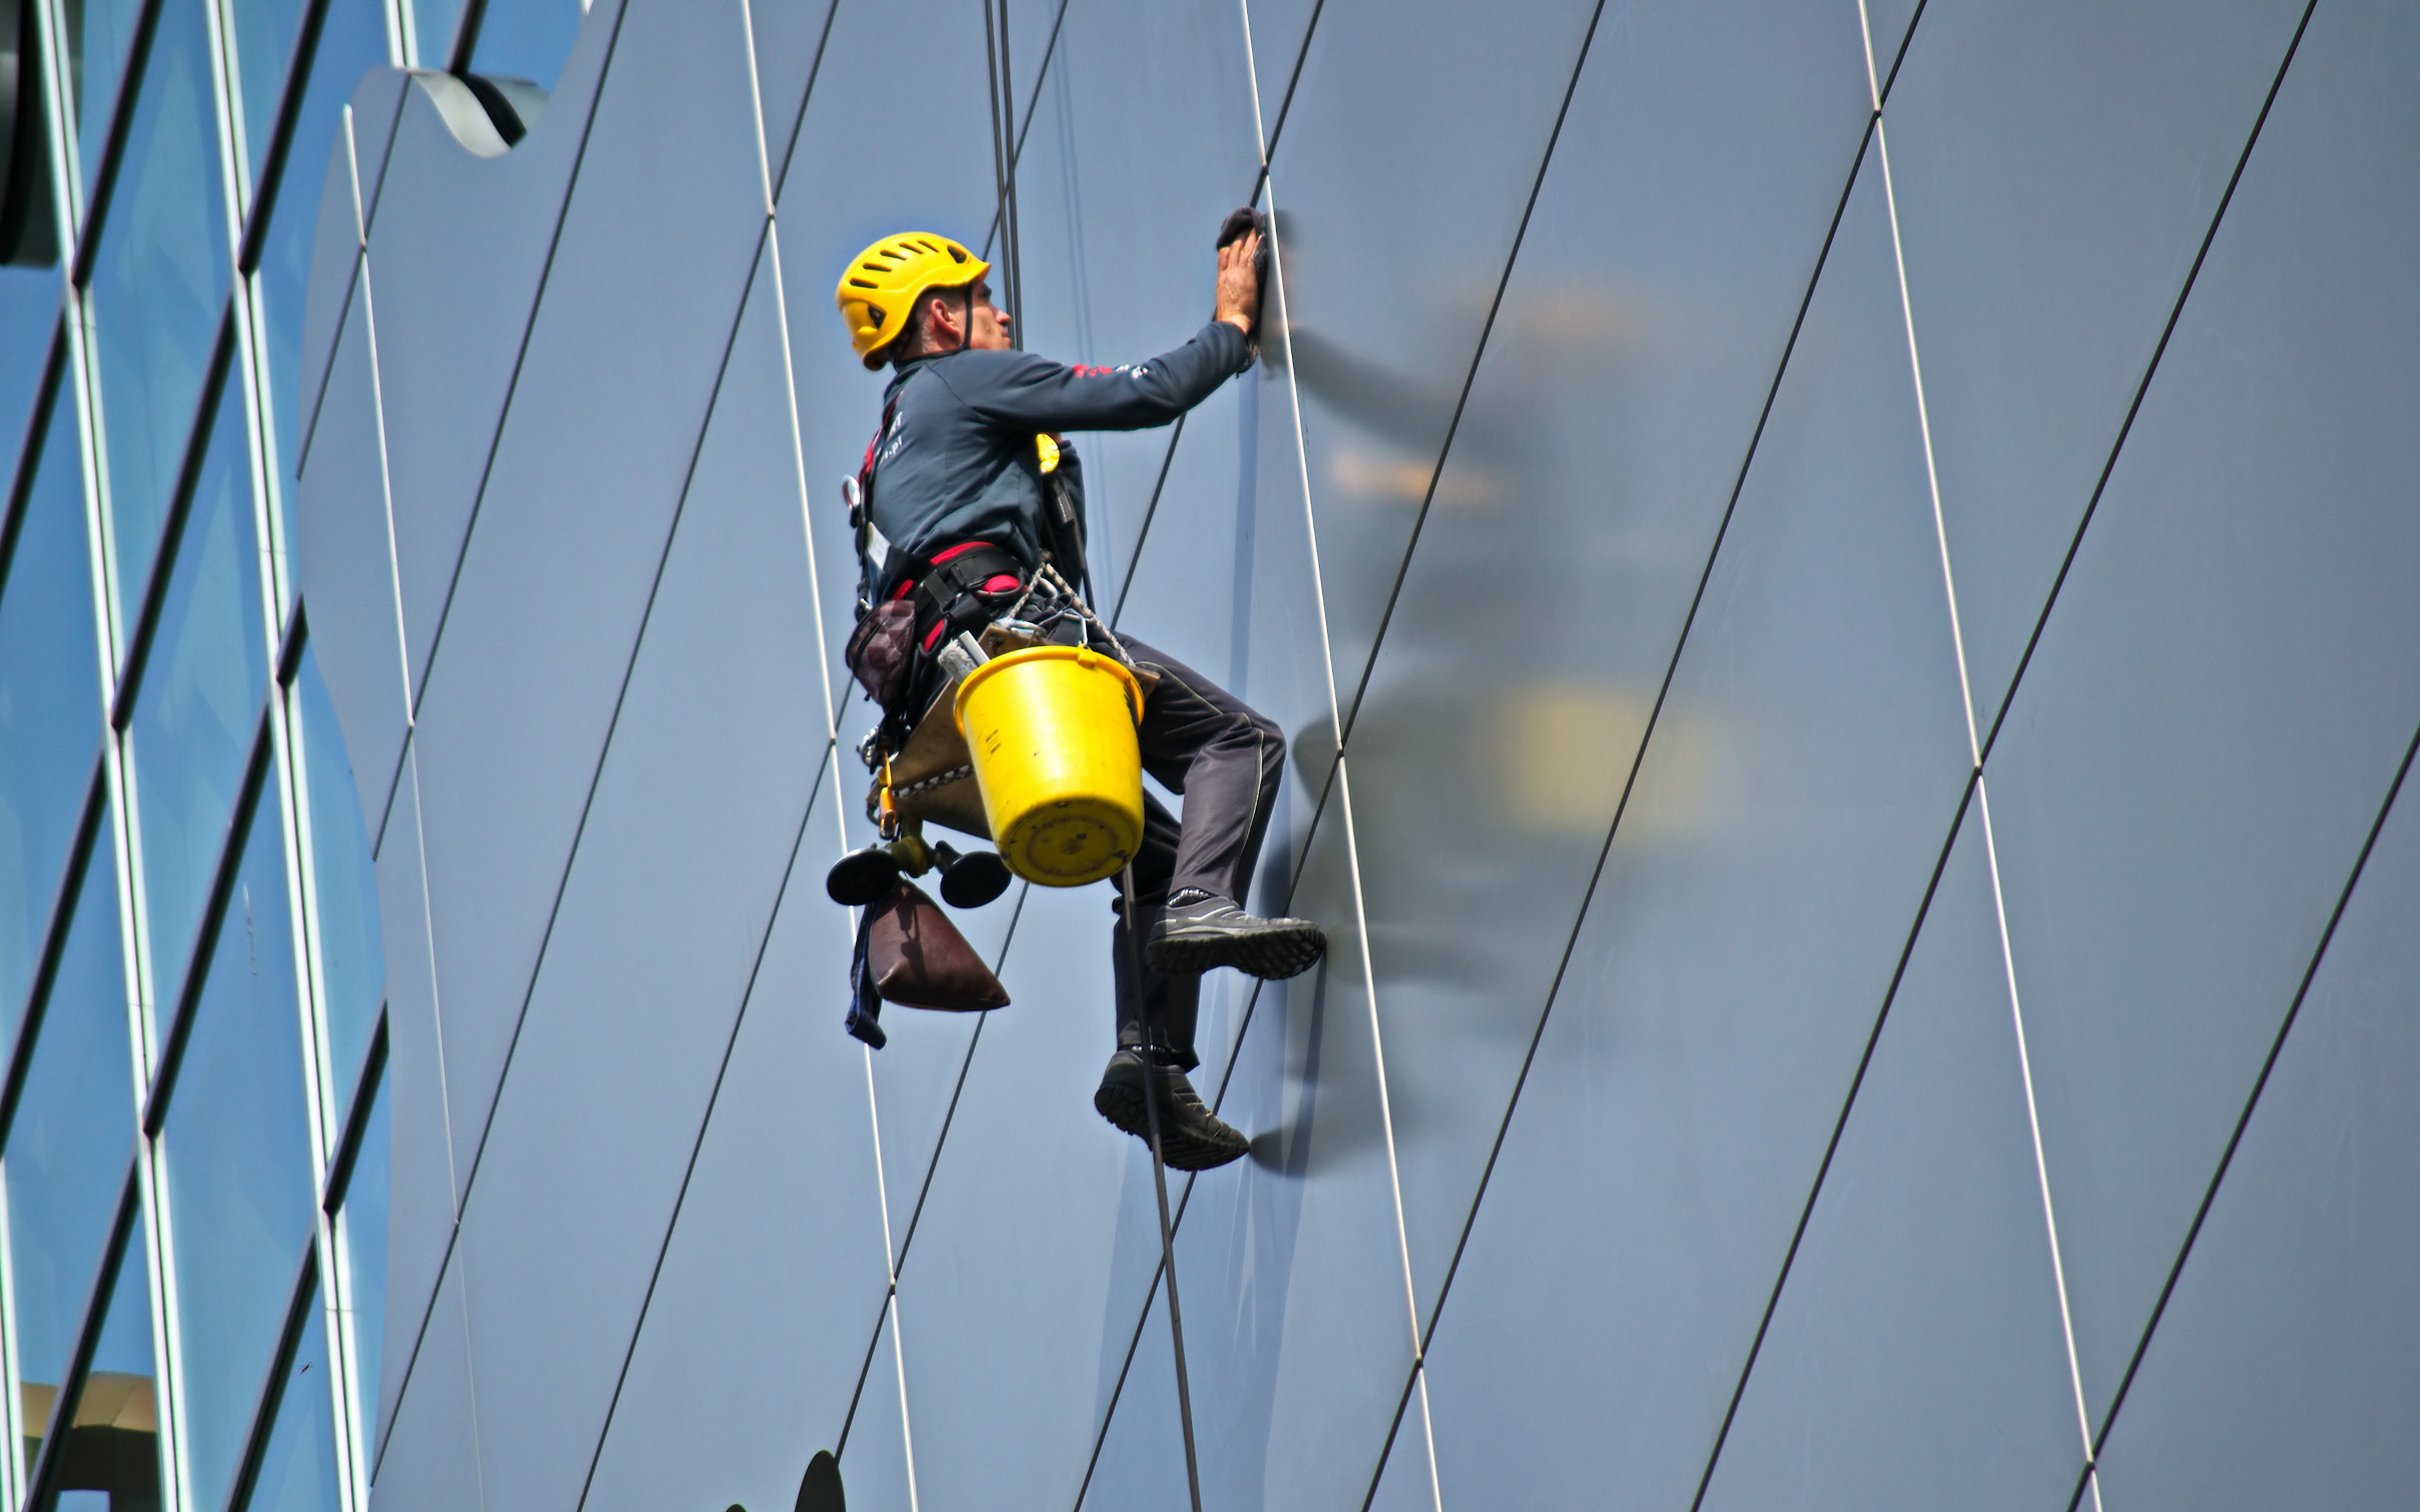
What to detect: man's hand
<box><xmin>1215</xmin><ymin>229</ymin><xmax>1262</xmax><ymax>335</ymax></box>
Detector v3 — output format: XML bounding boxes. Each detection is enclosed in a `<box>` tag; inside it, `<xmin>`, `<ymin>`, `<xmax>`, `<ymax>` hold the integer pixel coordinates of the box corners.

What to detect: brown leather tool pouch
<box><xmin>866</xmin><ymin>881</ymin><xmax>1010</xmax><ymax>1011</ymax></box>
<box><xmin>844</xmin><ymin>598</ymin><xmax>919</xmax><ymax>711</ymax></box>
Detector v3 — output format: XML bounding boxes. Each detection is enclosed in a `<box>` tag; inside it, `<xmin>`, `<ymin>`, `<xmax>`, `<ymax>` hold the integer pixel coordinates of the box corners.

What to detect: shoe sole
<box><xmin>1093</xmin><ymin>1081</ymin><xmax>1250</xmax><ymax>1172</ymax></box>
<box><xmin>1145</xmin><ymin>922</ymin><xmax>1326</xmax><ymax>980</ymax></box>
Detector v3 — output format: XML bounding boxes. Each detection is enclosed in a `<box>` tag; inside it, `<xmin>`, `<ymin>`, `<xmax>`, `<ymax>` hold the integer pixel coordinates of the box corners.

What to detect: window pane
<box><xmin>296</xmin><ymin>646</ymin><xmax>382</xmax><ymax>1108</ymax></box>
<box><xmin>160</xmin><ymin>799</ymin><xmax>316</xmax><ymax>1512</ymax></box>
<box><xmin>410</xmin><ymin>0</ymin><xmax>467</xmax><ymax>70</ymax></box>
<box><xmin>240</xmin><ymin>1284</ymin><xmax>342</xmax><ymax>1512</ymax></box>
<box><xmin>60</xmin><ymin>0</ymin><xmax>149</xmax><ymax>201</ymax></box>
<box><xmin>127</xmin><ymin>375</ymin><xmax>266</xmax><ymax>1024</ymax></box>
<box><xmin>1</xmin><ymin>829</ymin><xmax>134</xmax><ymax>1443</ymax></box>
<box><xmin>468</xmin><ymin>0</ymin><xmax>584</xmax><ymax>92</ymax></box>
<box><xmin>256</xmin><ymin>0</ymin><xmax>392</xmax><ymax>568</ymax></box>
<box><xmin>229</xmin><ymin>0</ymin><xmax>311</xmax><ymax>190</ymax></box>
<box><xmin>85</xmin><ymin>0</ymin><xmax>231</xmax><ymax>626</ymax></box>
<box><xmin>335</xmin><ymin>1070</ymin><xmax>388</xmax><ymax>1441</ymax></box>
<box><xmin>48</xmin><ymin>1221</ymin><xmax>164</xmax><ymax>1504</ymax></box>
<box><xmin>0</xmin><ymin>391</ymin><xmax>101</xmax><ymax>1040</ymax></box>
<box><xmin>0</xmin><ymin>287</ymin><xmax>56</xmax><ymax>488</ymax></box>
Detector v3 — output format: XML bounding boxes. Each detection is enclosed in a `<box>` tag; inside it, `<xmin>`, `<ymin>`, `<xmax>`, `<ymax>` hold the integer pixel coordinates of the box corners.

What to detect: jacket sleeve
<box><xmin>933</xmin><ymin>322</ymin><xmax>1252</xmax><ymax>432</ymax></box>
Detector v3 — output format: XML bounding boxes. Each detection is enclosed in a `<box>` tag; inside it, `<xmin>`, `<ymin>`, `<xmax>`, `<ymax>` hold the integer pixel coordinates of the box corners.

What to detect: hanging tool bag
<box><xmin>846</xmin><ymin>879</ymin><xmax>1010</xmax><ymax>1047</ymax></box>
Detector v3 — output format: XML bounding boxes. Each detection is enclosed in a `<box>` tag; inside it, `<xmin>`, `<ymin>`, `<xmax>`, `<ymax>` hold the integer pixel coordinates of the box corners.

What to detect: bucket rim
<box><xmin>953</xmin><ymin>642</ymin><xmax>1143</xmax><ymax>730</ymax></box>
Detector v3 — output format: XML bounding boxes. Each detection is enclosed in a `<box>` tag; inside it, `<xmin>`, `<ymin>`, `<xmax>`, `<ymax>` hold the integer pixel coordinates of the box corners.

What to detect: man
<box><xmin>835</xmin><ymin>223</ymin><xmax>1323</xmax><ymax>1171</ymax></box>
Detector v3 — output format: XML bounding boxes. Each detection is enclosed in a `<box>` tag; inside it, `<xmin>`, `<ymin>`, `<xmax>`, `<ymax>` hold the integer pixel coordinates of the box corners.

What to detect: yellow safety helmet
<box><xmin>835</xmin><ymin>232</ymin><xmax>990</xmax><ymax>369</ymax></box>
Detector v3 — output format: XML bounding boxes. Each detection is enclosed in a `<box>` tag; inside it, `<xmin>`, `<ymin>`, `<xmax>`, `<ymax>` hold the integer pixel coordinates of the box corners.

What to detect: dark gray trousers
<box><xmin>1107</xmin><ymin>636</ymin><xmax>1286</xmax><ymax>1069</ymax></box>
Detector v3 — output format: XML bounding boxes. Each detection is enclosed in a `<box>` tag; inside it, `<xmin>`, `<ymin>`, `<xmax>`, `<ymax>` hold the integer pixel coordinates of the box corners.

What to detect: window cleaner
<box><xmin>829</xmin><ymin>220</ymin><xmax>1322</xmax><ymax>1171</ymax></box>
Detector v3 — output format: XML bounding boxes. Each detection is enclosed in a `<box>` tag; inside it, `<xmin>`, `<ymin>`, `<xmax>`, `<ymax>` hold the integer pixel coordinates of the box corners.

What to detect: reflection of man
<box><xmin>834</xmin><ymin>228</ymin><xmax>1324</xmax><ymax>1170</ymax></box>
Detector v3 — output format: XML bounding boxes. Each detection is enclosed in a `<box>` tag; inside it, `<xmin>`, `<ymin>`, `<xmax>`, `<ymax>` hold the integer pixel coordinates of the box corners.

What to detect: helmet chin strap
<box><xmin>957</xmin><ymin>285</ymin><xmax>974</xmax><ymax>352</ymax></box>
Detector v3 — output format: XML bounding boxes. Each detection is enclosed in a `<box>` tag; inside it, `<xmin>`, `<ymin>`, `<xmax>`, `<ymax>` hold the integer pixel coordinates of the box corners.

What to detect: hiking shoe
<box><xmin>1146</xmin><ymin>895</ymin><xmax>1326</xmax><ymax>979</ymax></box>
<box><xmin>1093</xmin><ymin>1050</ymin><xmax>1250</xmax><ymax>1171</ymax></box>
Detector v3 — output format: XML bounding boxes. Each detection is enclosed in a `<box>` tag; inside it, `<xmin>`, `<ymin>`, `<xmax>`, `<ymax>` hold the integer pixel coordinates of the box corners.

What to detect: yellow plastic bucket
<box><xmin>954</xmin><ymin>644</ymin><xmax>1145</xmax><ymax>887</ymax></box>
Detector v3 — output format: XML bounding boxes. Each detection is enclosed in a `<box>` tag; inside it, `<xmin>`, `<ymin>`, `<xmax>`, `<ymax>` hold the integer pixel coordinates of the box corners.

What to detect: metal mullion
<box><xmin>0</xmin><ymin>1154</ymin><xmax>26</xmax><ymax>1506</ymax></box>
<box><xmin>199</xmin><ymin>0</ymin><xmax>253</xmax><ymax>226</ymax></box>
<box><xmin>0</xmin><ymin>326</ymin><xmax>69</xmax><ymax>580</ymax></box>
<box><xmin>279</xmin><ymin>614</ymin><xmax>357</xmax><ymax>1165</ymax></box>
<box><xmin>28</xmin><ymin>0</ymin><xmax>84</xmax><ymax>236</ymax></box>
<box><xmin>321</xmin><ymin>1014</ymin><xmax>386</xmax><ymax>1217</ymax></box>
<box><xmin>136</xmin><ymin>1111</ymin><xmax>193</xmax><ymax>1512</ymax></box>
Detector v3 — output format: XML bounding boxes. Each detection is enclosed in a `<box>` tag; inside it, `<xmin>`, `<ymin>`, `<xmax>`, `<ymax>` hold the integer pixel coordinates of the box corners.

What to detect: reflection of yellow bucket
<box><xmin>955</xmin><ymin>645</ymin><xmax>1144</xmax><ymax>886</ymax></box>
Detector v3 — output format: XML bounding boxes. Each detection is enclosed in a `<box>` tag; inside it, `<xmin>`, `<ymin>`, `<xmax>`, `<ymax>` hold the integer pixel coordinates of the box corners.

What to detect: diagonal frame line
<box><xmin>1335</xmin><ymin>0</ymin><xmax>1608</xmax><ymax>747</ymax></box>
<box><xmin>1978</xmin><ymin>0</ymin><xmax>2319</xmax><ymax>767</ymax></box>
<box><xmin>371</xmin><ymin>221</ymin><xmax>771</xmax><ymax>1478</ymax></box>
<box><xmin>566</xmin><ymin>748</ymin><xmax>829</xmax><ymax>1509</ymax></box>
<box><xmin>2061</xmin><ymin>712</ymin><xmax>2420</xmax><ymax>1512</ymax></box>
<box><xmin>1351</xmin><ymin>101</ymin><xmax>1889</xmax><ymax>1512</ymax></box>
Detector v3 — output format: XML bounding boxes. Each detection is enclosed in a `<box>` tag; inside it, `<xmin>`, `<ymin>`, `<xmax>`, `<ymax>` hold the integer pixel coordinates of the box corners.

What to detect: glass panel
<box><xmin>230</xmin><ymin>0</ymin><xmax>312</xmax><ymax>189</ymax></box>
<box><xmin>2091</xmin><ymin>760</ymin><xmax>2420</xmax><ymax>1508</ymax></box>
<box><xmin>335</xmin><ymin>1071</ymin><xmax>386</xmax><ymax>1446</ymax></box>
<box><xmin>160</xmin><ymin>798</ymin><xmax>316</xmax><ymax>1512</ymax></box>
<box><xmin>1979</xmin><ymin>0</ymin><xmax>2420</xmax><ymax>1425</ymax></box>
<box><xmin>241</xmin><ymin>1286</ymin><xmax>342</xmax><ymax>1512</ymax></box>
<box><xmin>127</xmin><ymin>374</ymin><xmax>267</xmax><ymax>1025</ymax></box>
<box><xmin>47</xmin><ymin>1223</ymin><xmax>163</xmax><ymax>1506</ymax></box>
<box><xmin>409</xmin><ymin>0</ymin><xmax>466</xmax><ymax>70</ymax></box>
<box><xmin>0</xmin><ymin>289</ymin><xmax>55</xmax><ymax>488</ymax></box>
<box><xmin>256</xmin><ymin>0</ymin><xmax>393</xmax><ymax>508</ymax></box>
<box><xmin>468</xmin><ymin>0</ymin><xmax>584</xmax><ymax>92</ymax></box>
<box><xmin>1886</xmin><ymin>0</ymin><xmax>2311</xmax><ymax>737</ymax></box>
<box><xmin>1697</xmin><ymin>803</ymin><xmax>2077</xmax><ymax>1511</ymax></box>
<box><xmin>296</xmin><ymin>647</ymin><xmax>383</xmax><ymax>1103</ymax></box>
<box><xmin>2</xmin><ymin>829</ymin><xmax>134</xmax><ymax>1454</ymax></box>
<box><xmin>0</xmin><ymin>391</ymin><xmax>101</xmax><ymax>1038</ymax></box>
<box><xmin>60</xmin><ymin>0</ymin><xmax>149</xmax><ymax>200</ymax></box>
<box><xmin>85</xmin><ymin>0</ymin><xmax>231</xmax><ymax>627</ymax></box>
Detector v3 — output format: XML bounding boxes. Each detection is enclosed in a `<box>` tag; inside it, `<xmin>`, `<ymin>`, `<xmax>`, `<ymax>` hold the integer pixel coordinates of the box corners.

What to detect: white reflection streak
<box><xmin>740</xmin><ymin>6</ymin><xmax>918</xmax><ymax>1508</ymax></box>
<box><xmin>1238</xmin><ymin>3</ymin><xmax>1443</xmax><ymax>1508</ymax></box>
<box><xmin>1857</xmin><ymin>6</ymin><xmax>2102</xmax><ymax>1507</ymax></box>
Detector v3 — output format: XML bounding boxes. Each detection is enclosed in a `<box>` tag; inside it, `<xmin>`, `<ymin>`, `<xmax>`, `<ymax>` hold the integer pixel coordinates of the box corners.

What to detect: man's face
<box><xmin>924</xmin><ymin>277</ymin><xmax>1011</xmax><ymax>353</ymax></box>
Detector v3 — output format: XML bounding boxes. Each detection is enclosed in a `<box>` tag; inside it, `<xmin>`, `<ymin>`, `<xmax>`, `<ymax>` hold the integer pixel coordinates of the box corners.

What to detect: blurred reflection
<box><xmin>45</xmin><ymin>1227</ymin><xmax>164</xmax><ymax>1509</ymax></box>
<box><xmin>468</xmin><ymin>0</ymin><xmax>585</xmax><ymax>96</ymax></box>
<box><xmin>1274</xmin><ymin>245</ymin><xmax>1726</xmax><ymax>985</ymax></box>
<box><xmin>160</xmin><ymin>798</ymin><xmax>316</xmax><ymax>1512</ymax></box>
<box><xmin>128</xmin><ymin>376</ymin><xmax>267</xmax><ymax>1024</ymax></box>
<box><xmin>0</xmin><ymin>391</ymin><xmax>101</xmax><ymax>1039</ymax></box>
<box><xmin>86</xmin><ymin>0</ymin><xmax>230</xmax><ymax>626</ymax></box>
<box><xmin>4</xmin><ymin>826</ymin><xmax>134</xmax><ymax>1450</ymax></box>
<box><xmin>228</xmin><ymin>0</ymin><xmax>311</xmax><ymax>187</ymax></box>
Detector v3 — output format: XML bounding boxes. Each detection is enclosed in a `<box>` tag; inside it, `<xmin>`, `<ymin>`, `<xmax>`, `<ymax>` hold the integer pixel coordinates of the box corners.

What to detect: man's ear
<box><xmin>924</xmin><ymin>290</ymin><xmax>962</xmax><ymax>346</ymax></box>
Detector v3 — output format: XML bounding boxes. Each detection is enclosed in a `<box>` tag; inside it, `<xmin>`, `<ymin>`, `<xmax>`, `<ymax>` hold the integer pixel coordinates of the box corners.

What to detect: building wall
<box><xmin>295</xmin><ymin>2</ymin><xmax>2420</xmax><ymax>1510</ymax></box>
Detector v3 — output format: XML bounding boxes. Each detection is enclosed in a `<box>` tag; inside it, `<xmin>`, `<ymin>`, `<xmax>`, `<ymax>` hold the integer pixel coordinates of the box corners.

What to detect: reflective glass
<box><xmin>1260</xmin><ymin>0</ymin><xmax>1601</xmax><ymax>723</ymax></box>
<box><xmin>468</xmin><ymin>0</ymin><xmax>584</xmax><ymax>92</ymax></box>
<box><xmin>1886</xmin><ymin>0</ymin><xmax>2311</xmax><ymax>736</ymax></box>
<box><xmin>573</xmin><ymin>784</ymin><xmax>889</xmax><ymax>1512</ymax></box>
<box><xmin>2</xmin><ymin>829</ymin><xmax>134</xmax><ymax>1446</ymax></box>
<box><xmin>230</xmin><ymin>0</ymin><xmax>311</xmax><ymax>188</ymax></box>
<box><xmin>1309</xmin><ymin>0</ymin><xmax>1874</xmax><ymax>1331</ymax></box>
<box><xmin>127</xmin><ymin>375</ymin><xmax>267</xmax><ymax>1026</ymax></box>
<box><xmin>257</xmin><ymin>0</ymin><xmax>393</xmax><ymax>518</ymax></box>
<box><xmin>0</xmin><ymin>391</ymin><xmax>102</xmax><ymax>1037</ymax></box>
<box><xmin>409</xmin><ymin>0</ymin><xmax>466</xmax><ymax>69</ymax></box>
<box><xmin>243</xmin><ymin>1286</ymin><xmax>343</xmax><ymax>1512</ymax></box>
<box><xmin>61</xmin><ymin>0</ymin><xmax>147</xmax><ymax>200</ymax></box>
<box><xmin>2092</xmin><ymin>760</ymin><xmax>2420</xmax><ymax>1508</ymax></box>
<box><xmin>1382</xmin><ymin>150</ymin><xmax>1974</xmax><ymax>1511</ymax></box>
<box><xmin>47</xmin><ymin>1223</ymin><xmax>164</xmax><ymax>1504</ymax></box>
<box><xmin>0</xmin><ymin>281</ymin><xmax>55</xmax><ymax>485</ymax></box>
<box><xmin>1697</xmin><ymin>802</ymin><xmax>2077</xmax><ymax>1512</ymax></box>
<box><xmin>296</xmin><ymin>647</ymin><xmax>383</xmax><ymax>1102</ymax></box>
<box><xmin>160</xmin><ymin>796</ymin><xmax>316</xmax><ymax>1512</ymax></box>
<box><xmin>86</xmin><ymin>0</ymin><xmax>231</xmax><ymax>627</ymax></box>
<box><xmin>1980</xmin><ymin>0</ymin><xmax>2420</xmax><ymax>1424</ymax></box>
<box><xmin>337</xmin><ymin>1071</ymin><xmax>388</xmax><ymax>1446</ymax></box>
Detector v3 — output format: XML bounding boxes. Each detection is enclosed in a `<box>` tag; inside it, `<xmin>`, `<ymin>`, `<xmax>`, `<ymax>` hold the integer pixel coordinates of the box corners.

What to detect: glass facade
<box><xmin>7</xmin><ymin>1</ymin><xmax>2418</xmax><ymax>1510</ymax></box>
<box><xmin>0</xmin><ymin>0</ymin><xmax>533</xmax><ymax>1504</ymax></box>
